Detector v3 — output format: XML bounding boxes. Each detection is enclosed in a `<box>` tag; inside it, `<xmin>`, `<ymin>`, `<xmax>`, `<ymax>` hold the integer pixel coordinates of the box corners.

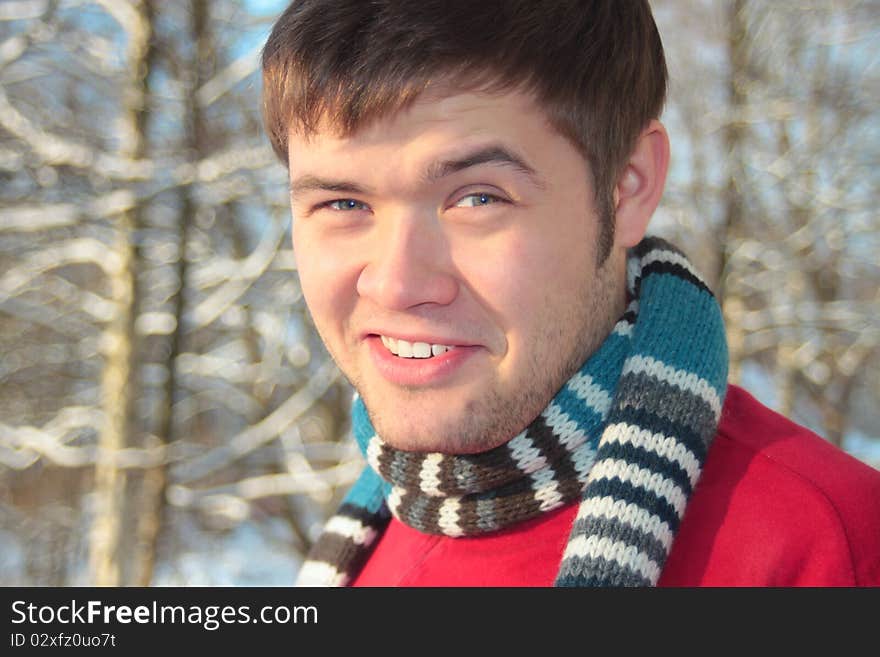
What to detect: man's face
<box><xmin>288</xmin><ymin>88</ymin><xmax>626</xmax><ymax>453</ymax></box>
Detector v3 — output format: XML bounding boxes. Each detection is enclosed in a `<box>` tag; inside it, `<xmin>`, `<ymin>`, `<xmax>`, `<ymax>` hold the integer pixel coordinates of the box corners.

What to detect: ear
<box><xmin>613</xmin><ymin>120</ymin><xmax>670</xmax><ymax>248</ymax></box>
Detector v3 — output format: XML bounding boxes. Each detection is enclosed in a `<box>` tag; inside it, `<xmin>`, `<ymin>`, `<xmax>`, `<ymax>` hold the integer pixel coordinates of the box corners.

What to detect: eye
<box><xmin>324</xmin><ymin>199</ymin><xmax>369</xmax><ymax>211</ymax></box>
<box><xmin>453</xmin><ymin>192</ymin><xmax>503</xmax><ymax>208</ymax></box>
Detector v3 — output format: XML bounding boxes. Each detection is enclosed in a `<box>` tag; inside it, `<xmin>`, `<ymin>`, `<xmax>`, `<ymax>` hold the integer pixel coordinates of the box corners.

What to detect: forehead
<box><xmin>286</xmin><ymin>87</ymin><xmax>556</xmax><ymax>165</ymax></box>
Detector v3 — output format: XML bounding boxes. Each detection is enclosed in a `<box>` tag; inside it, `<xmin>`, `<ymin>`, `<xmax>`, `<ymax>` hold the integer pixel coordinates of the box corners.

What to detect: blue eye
<box><xmin>327</xmin><ymin>199</ymin><xmax>368</xmax><ymax>211</ymax></box>
<box><xmin>454</xmin><ymin>193</ymin><xmax>501</xmax><ymax>208</ymax></box>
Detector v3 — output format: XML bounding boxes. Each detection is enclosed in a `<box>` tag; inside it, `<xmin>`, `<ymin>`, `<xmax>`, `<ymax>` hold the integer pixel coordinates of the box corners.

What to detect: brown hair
<box><xmin>262</xmin><ymin>0</ymin><xmax>667</xmax><ymax>260</ymax></box>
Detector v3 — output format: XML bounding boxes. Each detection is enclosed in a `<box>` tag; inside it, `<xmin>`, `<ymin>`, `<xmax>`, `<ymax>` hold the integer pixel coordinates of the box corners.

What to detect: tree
<box><xmin>656</xmin><ymin>0</ymin><xmax>880</xmax><ymax>456</ymax></box>
<box><xmin>1</xmin><ymin>0</ymin><xmax>358</xmax><ymax>585</ymax></box>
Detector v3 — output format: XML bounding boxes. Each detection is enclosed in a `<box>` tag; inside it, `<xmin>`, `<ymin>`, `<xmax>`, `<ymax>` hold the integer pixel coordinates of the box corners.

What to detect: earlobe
<box><xmin>613</xmin><ymin>120</ymin><xmax>670</xmax><ymax>248</ymax></box>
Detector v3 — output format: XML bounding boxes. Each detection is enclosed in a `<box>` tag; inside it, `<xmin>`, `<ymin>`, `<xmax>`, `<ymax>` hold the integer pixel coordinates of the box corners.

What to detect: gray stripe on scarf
<box><xmin>388</xmin><ymin>450</ymin><xmax>415</xmax><ymax>482</ymax></box>
<box><xmin>476</xmin><ymin>498</ymin><xmax>499</xmax><ymax>532</ymax></box>
<box><xmin>570</xmin><ymin>515</ymin><xmax>667</xmax><ymax>567</ymax></box>
<box><xmin>404</xmin><ymin>493</ymin><xmax>432</xmax><ymax>533</ymax></box>
<box><xmin>452</xmin><ymin>458</ymin><xmax>478</xmax><ymax>492</ymax></box>
<box><xmin>616</xmin><ymin>371</ymin><xmax>717</xmax><ymax>435</ymax></box>
<box><xmin>558</xmin><ymin>555</ymin><xmax>652</xmax><ymax>587</ymax></box>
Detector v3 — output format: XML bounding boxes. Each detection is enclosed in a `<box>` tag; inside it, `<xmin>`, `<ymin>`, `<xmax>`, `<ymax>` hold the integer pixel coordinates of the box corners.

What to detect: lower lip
<box><xmin>366</xmin><ymin>336</ymin><xmax>479</xmax><ymax>387</ymax></box>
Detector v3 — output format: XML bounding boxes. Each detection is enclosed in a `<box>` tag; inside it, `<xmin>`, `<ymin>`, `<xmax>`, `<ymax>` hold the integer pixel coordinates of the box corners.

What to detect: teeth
<box><xmin>412</xmin><ymin>342</ymin><xmax>431</xmax><ymax>358</ymax></box>
<box><xmin>379</xmin><ymin>336</ymin><xmax>456</xmax><ymax>359</ymax></box>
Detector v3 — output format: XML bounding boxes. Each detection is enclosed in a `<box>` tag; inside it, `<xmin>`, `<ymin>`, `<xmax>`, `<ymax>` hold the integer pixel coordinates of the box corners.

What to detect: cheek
<box><xmin>453</xmin><ymin>230</ymin><xmax>558</xmax><ymax>336</ymax></box>
<box><xmin>523</xmin><ymin>207</ymin><xmax>596</xmax><ymax>295</ymax></box>
<box><xmin>293</xmin><ymin>231</ymin><xmax>359</xmax><ymax>334</ymax></box>
<box><xmin>459</xmin><ymin>218</ymin><xmax>595</xmax><ymax>346</ymax></box>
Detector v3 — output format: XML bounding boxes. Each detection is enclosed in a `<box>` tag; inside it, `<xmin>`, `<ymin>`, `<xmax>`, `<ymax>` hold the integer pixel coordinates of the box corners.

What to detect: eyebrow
<box><xmin>423</xmin><ymin>145</ymin><xmax>545</xmax><ymax>188</ymax></box>
<box><xmin>289</xmin><ymin>143</ymin><xmax>544</xmax><ymax>200</ymax></box>
<box><xmin>289</xmin><ymin>176</ymin><xmax>371</xmax><ymax>199</ymax></box>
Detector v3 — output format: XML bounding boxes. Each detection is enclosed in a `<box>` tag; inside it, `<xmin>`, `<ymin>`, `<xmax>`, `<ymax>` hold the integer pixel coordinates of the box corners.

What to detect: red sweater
<box><xmin>353</xmin><ymin>385</ymin><xmax>880</xmax><ymax>586</ymax></box>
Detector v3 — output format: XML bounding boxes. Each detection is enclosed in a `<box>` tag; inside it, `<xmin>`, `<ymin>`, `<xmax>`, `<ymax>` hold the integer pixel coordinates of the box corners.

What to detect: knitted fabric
<box><xmin>297</xmin><ymin>237</ymin><xmax>728</xmax><ymax>586</ymax></box>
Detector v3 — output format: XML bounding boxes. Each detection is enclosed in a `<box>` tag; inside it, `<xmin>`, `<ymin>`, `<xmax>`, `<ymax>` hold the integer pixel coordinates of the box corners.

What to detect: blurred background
<box><xmin>1</xmin><ymin>0</ymin><xmax>878</xmax><ymax>585</ymax></box>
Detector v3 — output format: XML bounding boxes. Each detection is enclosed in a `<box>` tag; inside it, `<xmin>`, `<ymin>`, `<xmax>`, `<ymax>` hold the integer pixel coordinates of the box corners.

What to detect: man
<box><xmin>261</xmin><ymin>0</ymin><xmax>880</xmax><ymax>586</ymax></box>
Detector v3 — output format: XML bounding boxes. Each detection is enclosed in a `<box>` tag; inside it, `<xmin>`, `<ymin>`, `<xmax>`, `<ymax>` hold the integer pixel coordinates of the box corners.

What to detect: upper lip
<box><xmin>361</xmin><ymin>330</ymin><xmax>474</xmax><ymax>347</ymax></box>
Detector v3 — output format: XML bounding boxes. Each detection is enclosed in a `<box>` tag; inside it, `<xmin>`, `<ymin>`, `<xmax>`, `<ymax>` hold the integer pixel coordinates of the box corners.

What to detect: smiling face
<box><xmin>288</xmin><ymin>88</ymin><xmax>628</xmax><ymax>453</ymax></box>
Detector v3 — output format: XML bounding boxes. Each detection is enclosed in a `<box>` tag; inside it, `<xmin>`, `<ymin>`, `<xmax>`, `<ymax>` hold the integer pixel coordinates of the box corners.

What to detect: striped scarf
<box><xmin>297</xmin><ymin>236</ymin><xmax>728</xmax><ymax>586</ymax></box>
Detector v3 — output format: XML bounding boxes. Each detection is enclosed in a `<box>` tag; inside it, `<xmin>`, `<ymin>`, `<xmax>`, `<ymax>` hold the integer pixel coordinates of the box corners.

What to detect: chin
<box><xmin>372</xmin><ymin>421</ymin><xmax>460</xmax><ymax>454</ymax></box>
<box><xmin>370</xmin><ymin>407</ymin><xmax>518</xmax><ymax>455</ymax></box>
<box><xmin>357</xmin><ymin>372</ymin><xmax>552</xmax><ymax>455</ymax></box>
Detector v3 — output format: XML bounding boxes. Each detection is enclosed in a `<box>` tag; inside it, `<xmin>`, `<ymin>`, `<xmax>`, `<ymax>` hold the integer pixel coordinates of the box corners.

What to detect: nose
<box><xmin>356</xmin><ymin>212</ymin><xmax>459</xmax><ymax>311</ymax></box>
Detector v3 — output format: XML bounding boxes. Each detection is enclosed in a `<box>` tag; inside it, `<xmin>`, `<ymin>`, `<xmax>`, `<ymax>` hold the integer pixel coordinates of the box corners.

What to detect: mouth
<box><xmin>365</xmin><ymin>334</ymin><xmax>479</xmax><ymax>386</ymax></box>
<box><xmin>377</xmin><ymin>335</ymin><xmax>458</xmax><ymax>359</ymax></box>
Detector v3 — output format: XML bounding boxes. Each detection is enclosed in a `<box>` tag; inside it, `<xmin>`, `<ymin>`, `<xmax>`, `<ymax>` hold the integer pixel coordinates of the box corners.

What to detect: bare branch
<box><xmin>174</xmin><ymin>358</ymin><xmax>342</xmax><ymax>484</ymax></box>
<box><xmin>167</xmin><ymin>458</ymin><xmax>363</xmax><ymax>510</ymax></box>
<box><xmin>196</xmin><ymin>42</ymin><xmax>261</xmax><ymax>108</ymax></box>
